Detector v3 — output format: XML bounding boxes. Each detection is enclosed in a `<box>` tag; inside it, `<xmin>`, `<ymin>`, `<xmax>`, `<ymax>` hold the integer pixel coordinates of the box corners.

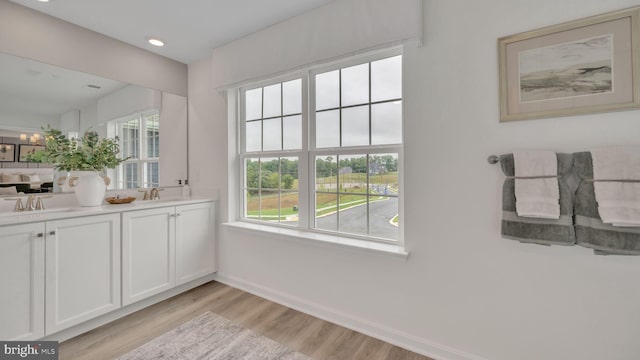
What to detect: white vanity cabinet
<box><xmin>122</xmin><ymin>201</ymin><xmax>215</xmax><ymax>306</ymax></box>
<box><xmin>0</xmin><ymin>213</ymin><xmax>121</xmax><ymax>339</ymax></box>
<box><xmin>0</xmin><ymin>223</ymin><xmax>45</xmax><ymax>341</ymax></box>
<box><xmin>175</xmin><ymin>202</ymin><xmax>216</xmax><ymax>285</ymax></box>
<box><xmin>0</xmin><ymin>199</ymin><xmax>215</xmax><ymax>340</ymax></box>
<box><xmin>45</xmin><ymin>214</ymin><xmax>121</xmax><ymax>334</ymax></box>
<box><xmin>122</xmin><ymin>207</ymin><xmax>176</xmax><ymax>306</ymax></box>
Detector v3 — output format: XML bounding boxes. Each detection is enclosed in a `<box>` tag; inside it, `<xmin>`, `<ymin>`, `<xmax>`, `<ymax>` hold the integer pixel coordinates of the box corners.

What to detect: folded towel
<box><xmin>513</xmin><ymin>151</ymin><xmax>560</xmax><ymax>219</ymax></box>
<box><xmin>591</xmin><ymin>147</ymin><xmax>640</xmax><ymax>226</ymax></box>
<box><xmin>500</xmin><ymin>153</ymin><xmax>576</xmax><ymax>246</ymax></box>
<box><xmin>574</xmin><ymin>152</ymin><xmax>640</xmax><ymax>255</ymax></box>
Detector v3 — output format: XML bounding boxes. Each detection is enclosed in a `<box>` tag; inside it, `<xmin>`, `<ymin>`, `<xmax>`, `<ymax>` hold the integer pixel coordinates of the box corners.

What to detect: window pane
<box><xmin>245</xmin><ymin>88</ymin><xmax>262</xmax><ymax>121</ymax></box>
<box><xmin>282</xmin><ymin>115</ymin><xmax>301</xmax><ymax>150</ymax></box>
<box><xmin>281</xmin><ymin>192</ymin><xmax>299</xmax><ymax>226</ymax></box>
<box><xmin>338</xmin><ymin>154</ymin><xmax>367</xmax><ymax>194</ymax></box>
<box><xmin>260</xmin><ymin>158</ymin><xmax>279</xmax><ymax>190</ymax></box>
<box><xmin>245</xmin><ymin>121</ymin><xmax>262</xmax><ymax>152</ymax></box>
<box><xmin>145</xmin><ymin>113</ymin><xmax>160</xmax><ymax>158</ymax></box>
<box><xmin>315</xmin><ymin>70</ymin><xmax>339</xmax><ymax>110</ymax></box>
<box><xmin>245</xmin><ymin>189</ymin><xmax>259</xmax><ymax>220</ymax></box>
<box><xmin>315</xmin><ymin>193</ymin><xmax>337</xmax><ymax>231</ymax></box>
<box><xmin>263</xmin><ymin>84</ymin><xmax>281</xmax><ymax>118</ymax></box>
<box><xmin>371</xmin><ymin>55</ymin><xmax>402</xmax><ymax>102</ymax></box>
<box><xmin>144</xmin><ymin>161</ymin><xmax>159</xmax><ymax>187</ymax></box>
<box><xmin>315</xmin><ymin>110</ymin><xmax>340</xmax><ymax>148</ymax></box>
<box><xmin>369</xmin><ymin>195</ymin><xmax>399</xmax><ymax>240</ymax></box>
<box><xmin>316</xmin><ymin>156</ymin><xmax>337</xmax><ymax>192</ymax></box>
<box><xmin>341</xmin><ymin>105</ymin><xmax>369</xmax><ymax>147</ymax></box>
<box><xmin>283</xmin><ymin>79</ymin><xmax>302</xmax><ymax>115</ymax></box>
<box><xmin>368</xmin><ymin>154</ymin><xmax>399</xmax><ymax>195</ymax></box>
<box><xmin>338</xmin><ymin>194</ymin><xmax>368</xmax><ymax>236</ymax></box>
<box><xmin>262</xmin><ymin>118</ymin><xmax>281</xmax><ymax>151</ymax></box>
<box><xmin>120</xmin><ymin>119</ymin><xmax>139</xmax><ymax>159</ymax></box>
<box><xmin>123</xmin><ymin>162</ymin><xmax>138</xmax><ymax>189</ymax></box>
<box><xmin>260</xmin><ymin>189</ymin><xmax>279</xmax><ymax>221</ymax></box>
<box><xmin>280</xmin><ymin>157</ymin><xmax>298</xmax><ymax>191</ymax></box>
<box><xmin>341</xmin><ymin>63</ymin><xmax>369</xmax><ymax>106</ymax></box>
<box><xmin>245</xmin><ymin>158</ymin><xmax>260</xmax><ymax>188</ymax></box>
<box><xmin>371</xmin><ymin>101</ymin><xmax>402</xmax><ymax>145</ymax></box>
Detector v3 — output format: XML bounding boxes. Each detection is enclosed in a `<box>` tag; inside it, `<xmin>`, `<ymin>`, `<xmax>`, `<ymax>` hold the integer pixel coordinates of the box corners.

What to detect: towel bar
<box><xmin>506</xmin><ymin>175</ymin><xmax>558</xmax><ymax>179</ymax></box>
<box><xmin>583</xmin><ymin>179</ymin><xmax>640</xmax><ymax>183</ymax></box>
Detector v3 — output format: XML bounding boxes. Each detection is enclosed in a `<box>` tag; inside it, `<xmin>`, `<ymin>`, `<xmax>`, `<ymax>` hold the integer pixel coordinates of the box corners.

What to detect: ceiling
<box><xmin>9</xmin><ymin>0</ymin><xmax>334</xmax><ymax>64</ymax></box>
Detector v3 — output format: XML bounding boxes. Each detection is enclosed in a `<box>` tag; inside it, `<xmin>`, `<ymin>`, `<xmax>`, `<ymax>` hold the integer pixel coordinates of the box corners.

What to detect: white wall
<box><xmin>188</xmin><ymin>58</ymin><xmax>226</xmax><ymax>199</ymax></box>
<box><xmin>188</xmin><ymin>1</ymin><xmax>640</xmax><ymax>359</ymax></box>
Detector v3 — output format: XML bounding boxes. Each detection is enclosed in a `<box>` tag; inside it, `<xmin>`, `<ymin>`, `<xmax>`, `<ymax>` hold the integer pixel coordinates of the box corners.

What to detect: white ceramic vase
<box><xmin>69</xmin><ymin>171</ymin><xmax>106</xmax><ymax>207</ymax></box>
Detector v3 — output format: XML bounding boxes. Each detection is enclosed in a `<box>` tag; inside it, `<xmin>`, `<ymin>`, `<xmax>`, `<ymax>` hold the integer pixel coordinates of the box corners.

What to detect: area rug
<box><xmin>117</xmin><ymin>312</ymin><xmax>311</xmax><ymax>360</ymax></box>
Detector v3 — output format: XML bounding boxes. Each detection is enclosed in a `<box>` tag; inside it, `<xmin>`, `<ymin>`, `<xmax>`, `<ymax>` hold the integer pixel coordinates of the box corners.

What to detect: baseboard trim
<box><xmin>213</xmin><ymin>273</ymin><xmax>488</xmax><ymax>360</ymax></box>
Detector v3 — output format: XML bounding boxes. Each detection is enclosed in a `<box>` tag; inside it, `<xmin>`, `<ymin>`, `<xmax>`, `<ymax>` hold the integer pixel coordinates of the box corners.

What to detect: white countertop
<box><xmin>0</xmin><ymin>196</ymin><xmax>215</xmax><ymax>226</ymax></box>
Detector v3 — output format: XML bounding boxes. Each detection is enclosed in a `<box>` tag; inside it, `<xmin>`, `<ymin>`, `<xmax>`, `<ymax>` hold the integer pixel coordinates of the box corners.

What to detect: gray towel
<box><xmin>500</xmin><ymin>153</ymin><xmax>576</xmax><ymax>246</ymax></box>
<box><xmin>573</xmin><ymin>152</ymin><xmax>640</xmax><ymax>255</ymax></box>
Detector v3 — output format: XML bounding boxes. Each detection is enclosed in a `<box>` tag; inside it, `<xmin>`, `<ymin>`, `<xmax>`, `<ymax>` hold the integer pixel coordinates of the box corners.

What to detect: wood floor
<box><xmin>59</xmin><ymin>281</ymin><xmax>432</xmax><ymax>360</ymax></box>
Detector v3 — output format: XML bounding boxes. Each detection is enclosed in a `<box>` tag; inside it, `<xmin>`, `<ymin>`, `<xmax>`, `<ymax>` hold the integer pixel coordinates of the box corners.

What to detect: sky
<box><xmin>245</xmin><ymin>55</ymin><xmax>402</xmax><ymax>151</ymax></box>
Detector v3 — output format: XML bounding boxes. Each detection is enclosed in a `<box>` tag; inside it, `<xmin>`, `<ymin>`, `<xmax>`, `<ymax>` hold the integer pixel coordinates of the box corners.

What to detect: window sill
<box><xmin>222</xmin><ymin>221</ymin><xmax>409</xmax><ymax>260</ymax></box>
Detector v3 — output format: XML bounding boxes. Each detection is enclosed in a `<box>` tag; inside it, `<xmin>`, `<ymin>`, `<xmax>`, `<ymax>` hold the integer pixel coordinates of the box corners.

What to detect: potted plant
<box><xmin>28</xmin><ymin>127</ymin><xmax>128</xmax><ymax>206</ymax></box>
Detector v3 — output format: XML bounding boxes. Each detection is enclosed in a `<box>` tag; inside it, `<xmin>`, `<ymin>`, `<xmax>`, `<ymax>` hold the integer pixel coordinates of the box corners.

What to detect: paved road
<box><xmin>316</xmin><ymin>196</ymin><xmax>398</xmax><ymax>240</ymax></box>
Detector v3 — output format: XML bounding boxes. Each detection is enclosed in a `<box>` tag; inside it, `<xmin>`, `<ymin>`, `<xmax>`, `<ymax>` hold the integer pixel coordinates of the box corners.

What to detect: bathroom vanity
<box><xmin>0</xmin><ymin>197</ymin><xmax>216</xmax><ymax>342</ymax></box>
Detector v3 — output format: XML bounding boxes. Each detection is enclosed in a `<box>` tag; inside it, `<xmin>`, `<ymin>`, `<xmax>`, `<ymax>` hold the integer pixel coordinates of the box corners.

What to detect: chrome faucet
<box><xmin>6</xmin><ymin>195</ymin><xmax>50</xmax><ymax>212</ymax></box>
<box><xmin>13</xmin><ymin>198</ymin><xmax>24</xmax><ymax>212</ymax></box>
<box><xmin>150</xmin><ymin>187</ymin><xmax>160</xmax><ymax>200</ymax></box>
<box><xmin>35</xmin><ymin>197</ymin><xmax>45</xmax><ymax>210</ymax></box>
<box><xmin>25</xmin><ymin>195</ymin><xmax>36</xmax><ymax>211</ymax></box>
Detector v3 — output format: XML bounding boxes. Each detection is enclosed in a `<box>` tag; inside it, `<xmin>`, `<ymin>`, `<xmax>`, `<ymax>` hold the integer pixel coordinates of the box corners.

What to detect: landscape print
<box><xmin>519</xmin><ymin>34</ymin><xmax>613</xmax><ymax>102</ymax></box>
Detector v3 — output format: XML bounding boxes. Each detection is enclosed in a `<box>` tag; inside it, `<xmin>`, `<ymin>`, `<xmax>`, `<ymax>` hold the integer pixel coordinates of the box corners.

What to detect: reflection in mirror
<box><xmin>0</xmin><ymin>52</ymin><xmax>187</xmax><ymax>195</ymax></box>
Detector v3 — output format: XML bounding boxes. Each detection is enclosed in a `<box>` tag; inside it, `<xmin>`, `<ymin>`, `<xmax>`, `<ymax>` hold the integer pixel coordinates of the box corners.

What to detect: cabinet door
<box><xmin>45</xmin><ymin>214</ymin><xmax>121</xmax><ymax>335</ymax></box>
<box><xmin>122</xmin><ymin>207</ymin><xmax>175</xmax><ymax>306</ymax></box>
<box><xmin>175</xmin><ymin>202</ymin><xmax>216</xmax><ymax>285</ymax></box>
<box><xmin>0</xmin><ymin>223</ymin><xmax>45</xmax><ymax>341</ymax></box>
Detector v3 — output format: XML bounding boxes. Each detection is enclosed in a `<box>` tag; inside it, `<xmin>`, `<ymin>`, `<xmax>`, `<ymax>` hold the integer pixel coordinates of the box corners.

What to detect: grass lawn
<box><xmin>246</xmin><ymin>191</ymin><xmax>386</xmax><ymax>220</ymax></box>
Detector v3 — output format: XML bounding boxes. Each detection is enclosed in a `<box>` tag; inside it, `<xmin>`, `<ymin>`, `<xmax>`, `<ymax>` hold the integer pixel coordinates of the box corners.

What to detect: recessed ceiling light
<box><xmin>146</xmin><ymin>36</ymin><xmax>165</xmax><ymax>47</ymax></box>
<box><xmin>37</xmin><ymin>0</ymin><xmax>51</xmax><ymax>3</ymax></box>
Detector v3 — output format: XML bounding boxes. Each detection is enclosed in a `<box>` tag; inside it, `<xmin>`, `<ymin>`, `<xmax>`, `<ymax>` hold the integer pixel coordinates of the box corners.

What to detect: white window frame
<box><xmin>238</xmin><ymin>47</ymin><xmax>403</xmax><ymax>246</ymax></box>
<box><xmin>113</xmin><ymin>109</ymin><xmax>160</xmax><ymax>189</ymax></box>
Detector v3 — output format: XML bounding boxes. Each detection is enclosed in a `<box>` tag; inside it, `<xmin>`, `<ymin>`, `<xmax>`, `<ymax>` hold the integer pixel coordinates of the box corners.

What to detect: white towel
<box><xmin>513</xmin><ymin>151</ymin><xmax>560</xmax><ymax>219</ymax></box>
<box><xmin>592</xmin><ymin>147</ymin><xmax>640</xmax><ymax>226</ymax></box>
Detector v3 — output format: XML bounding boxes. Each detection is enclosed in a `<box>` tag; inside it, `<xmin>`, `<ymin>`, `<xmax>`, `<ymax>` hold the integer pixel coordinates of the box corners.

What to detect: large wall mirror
<box><xmin>0</xmin><ymin>52</ymin><xmax>187</xmax><ymax>195</ymax></box>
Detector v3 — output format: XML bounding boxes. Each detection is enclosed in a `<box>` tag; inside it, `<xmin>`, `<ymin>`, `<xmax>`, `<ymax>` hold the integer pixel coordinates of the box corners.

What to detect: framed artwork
<box><xmin>0</xmin><ymin>144</ymin><xmax>15</xmax><ymax>162</ymax></box>
<box><xmin>498</xmin><ymin>7</ymin><xmax>640</xmax><ymax>121</ymax></box>
<box><xmin>19</xmin><ymin>145</ymin><xmax>45</xmax><ymax>162</ymax></box>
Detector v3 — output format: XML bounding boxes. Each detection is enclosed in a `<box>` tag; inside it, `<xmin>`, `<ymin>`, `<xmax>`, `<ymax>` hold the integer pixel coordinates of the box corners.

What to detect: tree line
<box><xmin>246</xmin><ymin>155</ymin><xmax>398</xmax><ymax>190</ymax></box>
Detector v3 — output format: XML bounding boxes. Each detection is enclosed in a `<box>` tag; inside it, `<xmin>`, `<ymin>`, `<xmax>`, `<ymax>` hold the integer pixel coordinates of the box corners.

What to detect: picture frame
<box><xmin>0</xmin><ymin>144</ymin><xmax>15</xmax><ymax>162</ymax></box>
<box><xmin>498</xmin><ymin>6</ymin><xmax>640</xmax><ymax>122</ymax></box>
<box><xmin>19</xmin><ymin>145</ymin><xmax>45</xmax><ymax>162</ymax></box>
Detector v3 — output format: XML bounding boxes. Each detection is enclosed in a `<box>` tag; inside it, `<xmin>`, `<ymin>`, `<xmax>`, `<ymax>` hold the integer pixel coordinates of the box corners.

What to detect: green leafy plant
<box><xmin>28</xmin><ymin>127</ymin><xmax>129</xmax><ymax>172</ymax></box>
